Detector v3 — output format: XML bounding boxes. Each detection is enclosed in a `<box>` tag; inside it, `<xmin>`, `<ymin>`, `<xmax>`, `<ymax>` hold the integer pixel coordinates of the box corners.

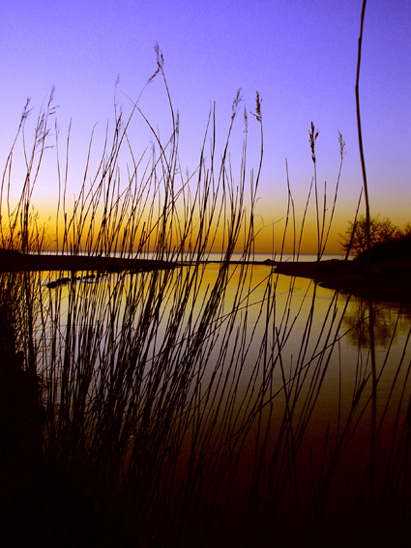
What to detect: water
<box><xmin>25</xmin><ymin>259</ymin><xmax>411</xmax><ymax>542</ymax></box>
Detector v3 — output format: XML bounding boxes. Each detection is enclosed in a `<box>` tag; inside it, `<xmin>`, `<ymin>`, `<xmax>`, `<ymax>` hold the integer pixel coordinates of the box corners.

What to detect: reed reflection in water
<box><xmin>2</xmin><ymin>262</ymin><xmax>408</xmax><ymax>546</ymax></box>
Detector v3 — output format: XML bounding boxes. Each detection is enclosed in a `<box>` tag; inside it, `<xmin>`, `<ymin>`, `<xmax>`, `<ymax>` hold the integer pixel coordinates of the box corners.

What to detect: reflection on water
<box><xmin>3</xmin><ymin>264</ymin><xmax>411</xmax><ymax>545</ymax></box>
<box><xmin>342</xmin><ymin>296</ymin><xmax>411</xmax><ymax>349</ymax></box>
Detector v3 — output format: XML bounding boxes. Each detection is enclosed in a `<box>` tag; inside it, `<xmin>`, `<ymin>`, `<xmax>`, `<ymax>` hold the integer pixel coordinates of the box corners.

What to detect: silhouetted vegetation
<box><xmin>341</xmin><ymin>216</ymin><xmax>411</xmax><ymax>286</ymax></box>
<box><xmin>1</xmin><ymin>37</ymin><xmax>411</xmax><ymax>548</ymax></box>
<box><xmin>340</xmin><ymin>214</ymin><xmax>402</xmax><ymax>258</ymax></box>
<box><xmin>358</xmin><ymin>226</ymin><xmax>411</xmax><ymax>264</ymax></box>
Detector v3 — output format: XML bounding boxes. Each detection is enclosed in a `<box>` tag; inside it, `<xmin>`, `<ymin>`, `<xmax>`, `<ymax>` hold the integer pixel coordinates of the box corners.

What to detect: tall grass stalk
<box><xmin>0</xmin><ymin>46</ymin><xmax>410</xmax><ymax>547</ymax></box>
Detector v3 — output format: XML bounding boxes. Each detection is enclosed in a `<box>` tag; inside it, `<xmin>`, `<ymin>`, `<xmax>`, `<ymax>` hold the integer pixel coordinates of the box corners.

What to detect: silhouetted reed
<box><xmin>1</xmin><ymin>44</ymin><xmax>410</xmax><ymax>547</ymax></box>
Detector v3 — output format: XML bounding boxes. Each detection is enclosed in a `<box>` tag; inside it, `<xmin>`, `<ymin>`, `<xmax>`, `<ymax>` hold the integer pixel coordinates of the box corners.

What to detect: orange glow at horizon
<box><xmin>8</xmin><ymin>200</ymin><xmax>354</xmax><ymax>257</ymax></box>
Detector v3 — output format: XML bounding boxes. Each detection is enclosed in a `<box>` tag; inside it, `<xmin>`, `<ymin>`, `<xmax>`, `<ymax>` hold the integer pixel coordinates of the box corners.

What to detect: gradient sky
<box><xmin>1</xmin><ymin>0</ymin><xmax>410</xmax><ymax>254</ymax></box>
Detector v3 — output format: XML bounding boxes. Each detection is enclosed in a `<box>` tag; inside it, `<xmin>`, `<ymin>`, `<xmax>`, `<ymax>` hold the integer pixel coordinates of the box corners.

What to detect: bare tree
<box><xmin>340</xmin><ymin>215</ymin><xmax>400</xmax><ymax>257</ymax></box>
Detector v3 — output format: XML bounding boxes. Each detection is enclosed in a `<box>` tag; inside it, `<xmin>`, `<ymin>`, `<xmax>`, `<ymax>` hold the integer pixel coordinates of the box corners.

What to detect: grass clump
<box><xmin>0</xmin><ymin>47</ymin><xmax>411</xmax><ymax>548</ymax></box>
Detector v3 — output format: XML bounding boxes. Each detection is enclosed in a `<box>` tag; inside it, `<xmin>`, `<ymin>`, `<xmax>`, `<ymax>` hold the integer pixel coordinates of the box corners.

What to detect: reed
<box><xmin>0</xmin><ymin>45</ymin><xmax>410</xmax><ymax>548</ymax></box>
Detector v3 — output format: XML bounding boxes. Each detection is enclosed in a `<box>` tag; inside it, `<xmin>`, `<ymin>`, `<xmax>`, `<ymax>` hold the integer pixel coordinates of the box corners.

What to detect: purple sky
<box><xmin>1</xmin><ymin>0</ymin><xmax>410</xmax><ymax>253</ymax></box>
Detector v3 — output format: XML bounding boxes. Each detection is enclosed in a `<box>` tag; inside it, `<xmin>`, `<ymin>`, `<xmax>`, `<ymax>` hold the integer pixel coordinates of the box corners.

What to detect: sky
<box><xmin>1</xmin><ymin>0</ymin><xmax>410</xmax><ymax>254</ymax></box>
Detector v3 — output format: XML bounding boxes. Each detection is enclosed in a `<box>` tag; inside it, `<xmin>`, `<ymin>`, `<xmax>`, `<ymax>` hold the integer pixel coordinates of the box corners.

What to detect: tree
<box><xmin>340</xmin><ymin>215</ymin><xmax>400</xmax><ymax>257</ymax></box>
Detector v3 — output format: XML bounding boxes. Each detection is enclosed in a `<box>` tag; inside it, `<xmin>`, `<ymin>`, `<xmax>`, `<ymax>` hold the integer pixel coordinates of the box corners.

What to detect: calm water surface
<box><xmin>38</xmin><ymin>255</ymin><xmax>411</xmax><ymax>541</ymax></box>
<box><xmin>42</xmin><ymin>255</ymin><xmax>411</xmax><ymax>432</ymax></box>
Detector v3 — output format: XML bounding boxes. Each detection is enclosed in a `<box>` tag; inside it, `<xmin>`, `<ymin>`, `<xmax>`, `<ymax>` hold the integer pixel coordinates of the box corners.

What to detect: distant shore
<box><xmin>0</xmin><ymin>250</ymin><xmax>175</xmax><ymax>274</ymax></box>
<box><xmin>1</xmin><ymin>250</ymin><xmax>410</xmax><ymax>303</ymax></box>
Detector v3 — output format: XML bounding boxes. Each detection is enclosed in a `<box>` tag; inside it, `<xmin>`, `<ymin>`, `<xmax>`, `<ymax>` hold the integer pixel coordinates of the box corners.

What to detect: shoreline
<box><xmin>0</xmin><ymin>250</ymin><xmax>175</xmax><ymax>274</ymax></box>
<box><xmin>1</xmin><ymin>251</ymin><xmax>410</xmax><ymax>303</ymax></box>
<box><xmin>266</xmin><ymin>258</ymin><xmax>411</xmax><ymax>303</ymax></box>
